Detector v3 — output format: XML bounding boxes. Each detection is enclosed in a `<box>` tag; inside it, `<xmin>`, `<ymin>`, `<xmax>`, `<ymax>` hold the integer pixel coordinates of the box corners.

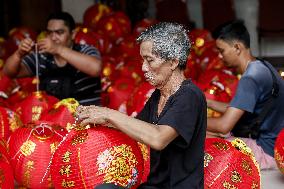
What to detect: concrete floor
<box><xmin>261</xmin><ymin>169</ymin><xmax>284</xmax><ymax>189</ymax></box>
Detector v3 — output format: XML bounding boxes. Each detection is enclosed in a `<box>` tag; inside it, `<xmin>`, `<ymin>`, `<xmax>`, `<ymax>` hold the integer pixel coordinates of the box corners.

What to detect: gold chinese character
<box><xmin>20</xmin><ymin>140</ymin><xmax>36</xmax><ymax>156</ymax></box>
<box><xmin>60</xmin><ymin>165</ymin><xmax>72</xmax><ymax>177</ymax></box>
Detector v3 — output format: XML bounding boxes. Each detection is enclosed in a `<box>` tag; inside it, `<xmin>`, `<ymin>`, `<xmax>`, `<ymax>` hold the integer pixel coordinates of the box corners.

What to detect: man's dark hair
<box><xmin>212</xmin><ymin>20</ymin><xmax>250</xmax><ymax>48</ymax></box>
<box><xmin>47</xmin><ymin>12</ymin><xmax>76</xmax><ymax>32</ymax></box>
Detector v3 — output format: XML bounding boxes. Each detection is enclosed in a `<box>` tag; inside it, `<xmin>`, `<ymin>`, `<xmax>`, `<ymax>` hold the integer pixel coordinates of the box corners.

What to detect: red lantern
<box><xmin>126</xmin><ymin>82</ymin><xmax>155</xmax><ymax>117</ymax></box>
<box><xmin>0</xmin><ymin>70</ymin><xmax>17</xmax><ymax>99</ymax></box>
<box><xmin>8</xmin><ymin>123</ymin><xmax>64</xmax><ymax>188</ymax></box>
<box><xmin>0</xmin><ymin>138</ymin><xmax>10</xmax><ymax>161</ymax></box>
<box><xmin>83</xmin><ymin>3</ymin><xmax>112</xmax><ymax>30</ymax></box>
<box><xmin>40</xmin><ymin>98</ymin><xmax>79</xmax><ymax>131</ymax></box>
<box><xmin>7</xmin><ymin>26</ymin><xmax>37</xmax><ymax>52</ymax></box>
<box><xmin>0</xmin><ymin>37</ymin><xmax>12</xmax><ymax>60</ymax></box>
<box><xmin>0</xmin><ymin>152</ymin><xmax>14</xmax><ymax>189</ymax></box>
<box><xmin>15</xmin><ymin>76</ymin><xmax>38</xmax><ymax>93</ymax></box>
<box><xmin>101</xmin><ymin>56</ymin><xmax>120</xmax><ymax>91</ymax></box>
<box><xmin>12</xmin><ymin>91</ymin><xmax>59</xmax><ymax>124</ymax></box>
<box><xmin>50</xmin><ymin>126</ymin><xmax>144</xmax><ymax>189</ymax></box>
<box><xmin>113</xmin><ymin>35</ymin><xmax>140</xmax><ymax>59</ymax></box>
<box><xmin>96</xmin><ymin>11</ymin><xmax>131</xmax><ymax>42</ymax></box>
<box><xmin>275</xmin><ymin>128</ymin><xmax>284</xmax><ymax>174</ymax></box>
<box><xmin>132</xmin><ymin>18</ymin><xmax>158</xmax><ymax>37</ymax></box>
<box><xmin>117</xmin><ymin>58</ymin><xmax>144</xmax><ymax>85</ymax></box>
<box><xmin>0</xmin><ymin>107</ymin><xmax>23</xmax><ymax>140</ymax></box>
<box><xmin>74</xmin><ymin>27</ymin><xmax>113</xmax><ymax>55</ymax></box>
<box><xmin>106</xmin><ymin>78</ymin><xmax>136</xmax><ymax>111</ymax></box>
<box><xmin>204</xmin><ymin>138</ymin><xmax>260</xmax><ymax>189</ymax></box>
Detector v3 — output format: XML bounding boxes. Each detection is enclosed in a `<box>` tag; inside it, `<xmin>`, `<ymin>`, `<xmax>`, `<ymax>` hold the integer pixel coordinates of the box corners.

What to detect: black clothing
<box><xmin>137</xmin><ymin>79</ymin><xmax>206</xmax><ymax>189</ymax></box>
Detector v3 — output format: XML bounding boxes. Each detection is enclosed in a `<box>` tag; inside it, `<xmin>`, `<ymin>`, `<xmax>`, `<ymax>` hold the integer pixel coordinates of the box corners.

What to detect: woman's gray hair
<box><xmin>137</xmin><ymin>22</ymin><xmax>191</xmax><ymax>70</ymax></box>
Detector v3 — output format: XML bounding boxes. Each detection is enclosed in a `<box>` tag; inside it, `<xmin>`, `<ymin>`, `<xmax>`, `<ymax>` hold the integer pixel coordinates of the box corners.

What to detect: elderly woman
<box><xmin>76</xmin><ymin>22</ymin><xmax>207</xmax><ymax>189</ymax></box>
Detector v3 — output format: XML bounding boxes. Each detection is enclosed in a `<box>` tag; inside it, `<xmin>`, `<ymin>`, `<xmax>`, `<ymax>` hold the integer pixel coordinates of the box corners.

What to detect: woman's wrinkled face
<box><xmin>140</xmin><ymin>41</ymin><xmax>172</xmax><ymax>89</ymax></box>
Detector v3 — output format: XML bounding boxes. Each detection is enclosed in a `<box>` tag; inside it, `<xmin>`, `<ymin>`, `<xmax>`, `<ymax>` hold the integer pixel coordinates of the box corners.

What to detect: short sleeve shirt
<box><xmin>22</xmin><ymin>44</ymin><xmax>102</xmax><ymax>105</ymax></box>
<box><xmin>137</xmin><ymin>80</ymin><xmax>207</xmax><ymax>189</ymax></box>
<box><xmin>230</xmin><ymin>60</ymin><xmax>284</xmax><ymax>156</ymax></box>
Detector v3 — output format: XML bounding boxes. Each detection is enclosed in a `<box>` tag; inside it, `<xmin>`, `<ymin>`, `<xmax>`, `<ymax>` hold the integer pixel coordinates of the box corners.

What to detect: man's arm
<box><xmin>3</xmin><ymin>38</ymin><xmax>34</xmax><ymax>78</ymax></box>
<box><xmin>207</xmin><ymin>106</ymin><xmax>245</xmax><ymax>134</ymax></box>
<box><xmin>207</xmin><ymin>99</ymin><xmax>229</xmax><ymax>113</ymax></box>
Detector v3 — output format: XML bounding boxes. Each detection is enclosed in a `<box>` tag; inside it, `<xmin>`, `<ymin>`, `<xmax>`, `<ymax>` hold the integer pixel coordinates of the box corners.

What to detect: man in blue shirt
<box><xmin>207</xmin><ymin>20</ymin><xmax>284</xmax><ymax>170</ymax></box>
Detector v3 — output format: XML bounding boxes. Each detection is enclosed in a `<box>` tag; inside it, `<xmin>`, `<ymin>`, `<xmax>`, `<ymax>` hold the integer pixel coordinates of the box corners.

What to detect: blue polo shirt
<box><xmin>230</xmin><ymin>60</ymin><xmax>284</xmax><ymax>156</ymax></box>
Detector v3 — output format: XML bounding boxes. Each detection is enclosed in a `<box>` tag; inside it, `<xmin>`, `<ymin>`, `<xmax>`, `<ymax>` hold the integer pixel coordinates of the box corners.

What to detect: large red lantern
<box><xmin>8</xmin><ymin>123</ymin><xmax>64</xmax><ymax>188</ymax></box>
<box><xmin>50</xmin><ymin>126</ymin><xmax>144</xmax><ymax>189</ymax></box>
<box><xmin>0</xmin><ymin>107</ymin><xmax>23</xmax><ymax>140</ymax></box>
<box><xmin>12</xmin><ymin>91</ymin><xmax>59</xmax><ymax>124</ymax></box>
<box><xmin>204</xmin><ymin>138</ymin><xmax>260</xmax><ymax>189</ymax></box>
<box><xmin>83</xmin><ymin>3</ymin><xmax>112</xmax><ymax>30</ymax></box>
<box><xmin>275</xmin><ymin>128</ymin><xmax>284</xmax><ymax>174</ymax></box>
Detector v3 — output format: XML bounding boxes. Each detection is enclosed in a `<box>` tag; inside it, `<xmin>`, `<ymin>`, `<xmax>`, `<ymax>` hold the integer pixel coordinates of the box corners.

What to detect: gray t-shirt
<box><xmin>230</xmin><ymin>60</ymin><xmax>284</xmax><ymax>156</ymax></box>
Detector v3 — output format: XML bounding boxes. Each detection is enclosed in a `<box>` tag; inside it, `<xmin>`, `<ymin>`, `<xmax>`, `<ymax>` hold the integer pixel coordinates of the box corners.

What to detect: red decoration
<box><xmin>132</xmin><ymin>18</ymin><xmax>158</xmax><ymax>37</ymax></box>
<box><xmin>74</xmin><ymin>27</ymin><xmax>113</xmax><ymax>55</ymax></box>
<box><xmin>126</xmin><ymin>82</ymin><xmax>155</xmax><ymax>117</ymax></box>
<box><xmin>117</xmin><ymin>58</ymin><xmax>144</xmax><ymax>85</ymax></box>
<box><xmin>106</xmin><ymin>78</ymin><xmax>136</xmax><ymax>111</ymax></box>
<box><xmin>83</xmin><ymin>3</ymin><xmax>112</xmax><ymax>30</ymax></box>
<box><xmin>96</xmin><ymin>11</ymin><xmax>131</xmax><ymax>42</ymax></box>
<box><xmin>15</xmin><ymin>76</ymin><xmax>38</xmax><ymax>93</ymax></box>
<box><xmin>275</xmin><ymin>128</ymin><xmax>284</xmax><ymax>174</ymax></box>
<box><xmin>0</xmin><ymin>151</ymin><xmax>14</xmax><ymax>189</ymax></box>
<box><xmin>8</xmin><ymin>123</ymin><xmax>64</xmax><ymax>188</ymax></box>
<box><xmin>0</xmin><ymin>70</ymin><xmax>17</xmax><ymax>99</ymax></box>
<box><xmin>0</xmin><ymin>138</ymin><xmax>10</xmax><ymax>161</ymax></box>
<box><xmin>7</xmin><ymin>26</ymin><xmax>37</xmax><ymax>52</ymax></box>
<box><xmin>40</xmin><ymin>98</ymin><xmax>79</xmax><ymax>131</ymax></box>
<box><xmin>50</xmin><ymin>126</ymin><xmax>144</xmax><ymax>189</ymax></box>
<box><xmin>12</xmin><ymin>91</ymin><xmax>59</xmax><ymax>124</ymax></box>
<box><xmin>204</xmin><ymin>138</ymin><xmax>260</xmax><ymax>189</ymax></box>
<box><xmin>0</xmin><ymin>37</ymin><xmax>12</xmax><ymax>60</ymax></box>
<box><xmin>0</xmin><ymin>107</ymin><xmax>23</xmax><ymax>140</ymax></box>
<box><xmin>113</xmin><ymin>35</ymin><xmax>140</xmax><ymax>59</ymax></box>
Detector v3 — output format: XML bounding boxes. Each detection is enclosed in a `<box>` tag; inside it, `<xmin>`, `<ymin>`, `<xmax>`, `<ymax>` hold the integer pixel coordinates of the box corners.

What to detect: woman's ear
<box><xmin>170</xmin><ymin>59</ymin><xmax>179</xmax><ymax>70</ymax></box>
